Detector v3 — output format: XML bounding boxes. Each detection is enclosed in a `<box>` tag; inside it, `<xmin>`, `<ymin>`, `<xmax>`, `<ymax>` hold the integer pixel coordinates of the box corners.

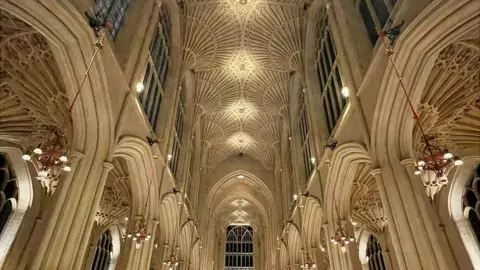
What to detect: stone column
<box><xmin>29</xmin><ymin>153</ymin><xmax>117</xmax><ymax>269</ymax></box>
<box><xmin>371</xmin><ymin>162</ymin><xmax>458</xmax><ymax>270</ymax></box>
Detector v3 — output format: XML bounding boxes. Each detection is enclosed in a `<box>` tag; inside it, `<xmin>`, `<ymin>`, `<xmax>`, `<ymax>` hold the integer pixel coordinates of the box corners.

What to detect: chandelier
<box><xmin>22</xmin><ymin>24</ymin><xmax>110</xmax><ymax>191</ymax></box>
<box><xmin>301</xmin><ymin>252</ymin><xmax>316</xmax><ymax>269</ymax></box>
<box><xmin>163</xmin><ymin>254</ymin><xmax>179</xmax><ymax>270</ymax></box>
<box><xmin>330</xmin><ymin>221</ymin><xmax>355</xmax><ymax>253</ymax></box>
<box><xmin>126</xmin><ymin>218</ymin><xmax>151</xmax><ymax>249</ymax></box>
<box><xmin>377</xmin><ymin>31</ymin><xmax>463</xmax><ymax>187</ymax></box>
<box><xmin>414</xmin><ymin>136</ymin><xmax>463</xmax><ymax>181</ymax></box>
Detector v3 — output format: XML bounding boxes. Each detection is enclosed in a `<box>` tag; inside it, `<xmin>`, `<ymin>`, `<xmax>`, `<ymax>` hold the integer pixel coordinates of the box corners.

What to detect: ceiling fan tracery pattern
<box><xmin>416</xmin><ymin>40</ymin><xmax>480</xmax><ymax>156</ymax></box>
<box><xmin>181</xmin><ymin>0</ymin><xmax>305</xmax><ymax>169</ymax></box>
<box><xmin>0</xmin><ymin>11</ymin><xmax>69</xmax><ymax>146</ymax></box>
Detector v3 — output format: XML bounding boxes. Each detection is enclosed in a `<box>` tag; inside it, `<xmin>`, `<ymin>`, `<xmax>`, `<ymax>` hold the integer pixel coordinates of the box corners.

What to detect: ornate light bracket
<box><xmin>330</xmin><ymin>221</ymin><xmax>355</xmax><ymax>253</ymax></box>
<box><xmin>378</xmin><ymin>30</ymin><xmax>463</xmax><ymax>198</ymax></box>
<box><xmin>383</xmin><ymin>20</ymin><xmax>405</xmax><ymax>44</ymax></box>
<box><xmin>126</xmin><ymin>218</ymin><xmax>151</xmax><ymax>249</ymax></box>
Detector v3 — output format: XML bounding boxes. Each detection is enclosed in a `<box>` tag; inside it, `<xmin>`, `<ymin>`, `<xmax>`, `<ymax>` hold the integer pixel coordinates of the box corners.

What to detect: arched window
<box><xmin>225</xmin><ymin>225</ymin><xmax>254</xmax><ymax>270</ymax></box>
<box><xmin>91</xmin><ymin>230</ymin><xmax>114</xmax><ymax>270</ymax></box>
<box><xmin>169</xmin><ymin>84</ymin><xmax>186</xmax><ymax>179</ymax></box>
<box><xmin>298</xmin><ymin>92</ymin><xmax>313</xmax><ymax>182</ymax></box>
<box><xmin>366</xmin><ymin>235</ymin><xmax>385</xmax><ymax>270</ymax></box>
<box><xmin>139</xmin><ymin>4</ymin><xmax>171</xmax><ymax>130</ymax></box>
<box><xmin>0</xmin><ymin>153</ymin><xmax>19</xmax><ymax>234</ymax></box>
<box><xmin>464</xmin><ymin>164</ymin><xmax>480</xmax><ymax>242</ymax></box>
<box><xmin>95</xmin><ymin>0</ymin><xmax>132</xmax><ymax>39</ymax></box>
<box><xmin>315</xmin><ymin>8</ymin><xmax>347</xmax><ymax>135</ymax></box>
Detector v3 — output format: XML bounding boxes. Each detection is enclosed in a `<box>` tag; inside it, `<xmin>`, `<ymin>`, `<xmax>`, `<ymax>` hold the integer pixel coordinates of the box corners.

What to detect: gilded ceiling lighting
<box><xmin>222</xmin><ymin>0</ymin><xmax>261</xmax><ymax>20</ymax></box>
<box><xmin>230</xmin><ymin>100</ymin><xmax>256</xmax><ymax>120</ymax></box>
<box><xmin>378</xmin><ymin>30</ymin><xmax>463</xmax><ymax>190</ymax></box>
<box><xmin>330</xmin><ymin>220</ymin><xmax>355</xmax><ymax>253</ymax></box>
<box><xmin>227</xmin><ymin>51</ymin><xmax>256</xmax><ymax>80</ymax></box>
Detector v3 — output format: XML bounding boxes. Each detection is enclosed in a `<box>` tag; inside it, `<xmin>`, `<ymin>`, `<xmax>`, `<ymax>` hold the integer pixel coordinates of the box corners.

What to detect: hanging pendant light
<box><xmin>330</xmin><ymin>220</ymin><xmax>355</xmax><ymax>253</ymax></box>
<box><xmin>22</xmin><ymin>24</ymin><xmax>110</xmax><ymax>193</ymax></box>
<box><xmin>377</xmin><ymin>30</ymin><xmax>463</xmax><ymax>198</ymax></box>
<box><xmin>300</xmin><ymin>252</ymin><xmax>316</xmax><ymax>269</ymax></box>
<box><xmin>126</xmin><ymin>218</ymin><xmax>151</xmax><ymax>249</ymax></box>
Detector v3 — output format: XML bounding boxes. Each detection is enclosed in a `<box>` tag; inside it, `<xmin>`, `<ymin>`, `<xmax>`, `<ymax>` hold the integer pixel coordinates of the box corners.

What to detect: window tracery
<box><xmin>170</xmin><ymin>84</ymin><xmax>186</xmax><ymax>179</ymax></box>
<box><xmin>0</xmin><ymin>154</ymin><xmax>18</xmax><ymax>234</ymax></box>
<box><xmin>91</xmin><ymin>229</ymin><xmax>113</xmax><ymax>270</ymax></box>
<box><xmin>366</xmin><ymin>235</ymin><xmax>385</xmax><ymax>270</ymax></box>
<box><xmin>225</xmin><ymin>225</ymin><xmax>254</xmax><ymax>270</ymax></box>
<box><xmin>139</xmin><ymin>4</ymin><xmax>171</xmax><ymax>130</ymax></box>
<box><xmin>298</xmin><ymin>93</ymin><xmax>313</xmax><ymax>182</ymax></box>
<box><xmin>315</xmin><ymin>8</ymin><xmax>347</xmax><ymax>134</ymax></box>
<box><xmin>464</xmin><ymin>164</ymin><xmax>480</xmax><ymax>243</ymax></box>
<box><xmin>95</xmin><ymin>0</ymin><xmax>132</xmax><ymax>39</ymax></box>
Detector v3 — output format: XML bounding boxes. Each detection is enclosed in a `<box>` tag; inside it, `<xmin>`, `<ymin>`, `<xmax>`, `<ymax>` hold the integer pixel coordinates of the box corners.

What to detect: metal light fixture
<box><xmin>330</xmin><ymin>221</ymin><xmax>355</xmax><ymax>253</ymax></box>
<box><xmin>22</xmin><ymin>24</ymin><xmax>109</xmax><ymax>193</ymax></box>
<box><xmin>126</xmin><ymin>218</ymin><xmax>151</xmax><ymax>249</ymax></box>
<box><xmin>378</xmin><ymin>30</ymin><xmax>463</xmax><ymax>192</ymax></box>
<box><xmin>163</xmin><ymin>254</ymin><xmax>179</xmax><ymax>270</ymax></box>
<box><xmin>413</xmin><ymin>136</ymin><xmax>463</xmax><ymax>183</ymax></box>
<box><xmin>301</xmin><ymin>252</ymin><xmax>316</xmax><ymax>269</ymax></box>
<box><xmin>23</xmin><ymin>127</ymin><xmax>70</xmax><ymax>191</ymax></box>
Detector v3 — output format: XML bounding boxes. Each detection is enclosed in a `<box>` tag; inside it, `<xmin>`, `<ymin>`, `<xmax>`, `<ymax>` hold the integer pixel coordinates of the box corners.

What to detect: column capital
<box><xmin>400</xmin><ymin>158</ymin><xmax>416</xmax><ymax>168</ymax></box>
<box><xmin>69</xmin><ymin>150</ymin><xmax>85</xmax><ymax>161</ymax></box>
<box><xmin>370</xmin><ymin>168</ymin><xmax>383</xmax><ymax>177</ymax></box>
<box><xmin>103</xmin><ymin>161</ymin><xmax>114</xmax><ymax>171</ymax></box>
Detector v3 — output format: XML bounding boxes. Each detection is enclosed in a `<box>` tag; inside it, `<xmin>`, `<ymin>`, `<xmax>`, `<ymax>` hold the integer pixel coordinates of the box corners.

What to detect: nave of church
<box><xmin>0</xmin><ymin>0</ymin><xmax>479</xmax><ymax>269</ymax></box>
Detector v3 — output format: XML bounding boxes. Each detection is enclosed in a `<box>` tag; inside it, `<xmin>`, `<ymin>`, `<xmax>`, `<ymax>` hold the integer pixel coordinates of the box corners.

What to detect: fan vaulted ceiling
<box><xmin>181</xmin><ymin>0</ymin><xmax>306</xmax><ymax>170</ymax></box>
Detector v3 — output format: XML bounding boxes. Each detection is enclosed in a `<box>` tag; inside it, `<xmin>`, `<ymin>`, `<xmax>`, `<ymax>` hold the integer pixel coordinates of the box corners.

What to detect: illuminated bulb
<box><xmin>350</xmin><ymin>237</ymin><xmax>355</xmax><ymax>241</ymax></box>
<box><xmin>133</xmin><ymin>237</ymin><xmax>137</xmax><ymax>240</ymax></box>
<box><xmin>351</xmin><ymin>221</ymin><xmax>357</xmax><ymax>226</ymax></box>
<box><xmin>341</xmin><ymin>236</ymin><xmax>346</xmax><ymax>240</ymax></box>
<box><xmin>154</xmin><ymin>243</ymin><xmax>158</xmax><ymax>249</ymax></box>
<box><xmin>135</xmin><ymin>242</ymin><xmax>141</xmax><ymax>249</ymax></box>
<box><xmin>237</xmin><ymin>175</ymin><xmax>245</xmax><ymax>179</ymax></box>
<box><xmin>127</xmin><ymin>233</ymin><xmax>132</xmax><ymax>238</ymax></box>
<box><xmin>59</xmin><ymin>156</ymin><xmax>68</xmax><ymax>162</ymax></box>
<box><xmin>313</xmin><ymin>264</ymin><xmax>316</xmax><ymax>268</ymax></box>
<box><xmin>330</xmin><ymin>238</ymin><xmax>335</xmax><ymax>243</ymax></box>
<box><xmin>443</xmin><ymin>152</ymin><xmax>453</xmax><ymax>159</ymax></box>
<box><xmin>321</xmin><ymin>246</ymin><xmax>325</xmax><ymax>252</ymax></box>
<box><xmin>167</xmin><ymin>154</ymin><xmax>172</xmax><ymax>161</ymax></box>
<box><xmin>414</xmin><ymin>169</ymin><xmax>422</xmax><ymax>176</ymax></box>
<box><xmin>344</xmin><ymin>240</ymin><xmax>349</xmax><ymax>244</ymax></box>
<box><xmin>125</xmin><ymin>217</ymin><xmax>129</xmax><ymax>221</ymax></box>
<box><xmin>340</xmin><ymin>246</ymin><xmax>347</xmax><ymax>253</ymax></box>
<box><xmin>311</xmin><ymin>157</ymin><xmax>316</xmax><ymax>164</ymax></box>
<box><xmin>454</xmin><ymin>157</ymin><xmax>463</xmax><ymax>166</ymax></box>
<box><xmin>175</xmin><ymin>262</ymin><xmax>179</xmax><ymax>266</ymax></box>
<box><xmin>417</xmin><ymin>160</ymin><xmax>426</xmax><ymax>167</ymax></box>
<box><xmin>136</xmin><ymin>232</ymin><xmax>141</xmax><ymax>237</ymax></box>
<box><xmin>341</xmin><ymin>86</ymin><xmax>350</xmax><ymax>97</ymax></box>
<box><xmin>22</xmin><ymin>155</ymin><xmax>31</xmax><ymax>161</ymax></box>
<box><xmin>136</xmin><ymin>82</ymin><xmax>144</xmax><ymax>93</ymax></box>
<box><xmin>63</xmin><ymin>166</ymin><xmax>72</xmax><ymax>172</ymax></box>
<box><xmin>33</xmin><ymin>148</ymin><xmax>43</xmax><ymax>155</ymax></box>
<box><xmin>293</xmin><ymin>194</ymin><xmax>298</xmax><ymax>200</ymax></box>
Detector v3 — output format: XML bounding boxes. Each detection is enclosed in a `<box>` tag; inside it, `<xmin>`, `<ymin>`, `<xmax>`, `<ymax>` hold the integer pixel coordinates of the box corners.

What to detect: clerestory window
<box><xmin>94</xmin><ymin>0</ymin><xmax>132</xmax><ymax>39</ymax></box>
